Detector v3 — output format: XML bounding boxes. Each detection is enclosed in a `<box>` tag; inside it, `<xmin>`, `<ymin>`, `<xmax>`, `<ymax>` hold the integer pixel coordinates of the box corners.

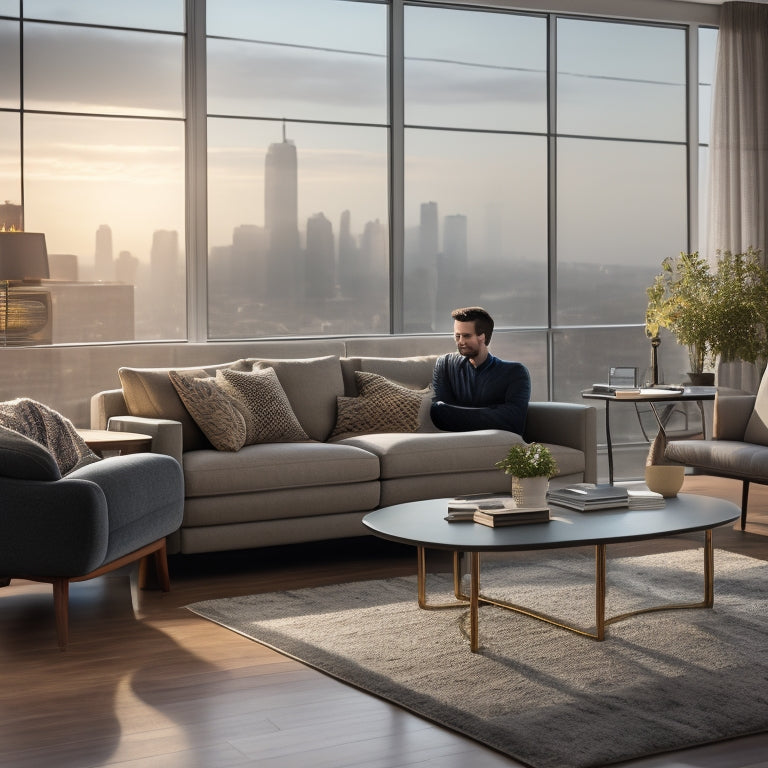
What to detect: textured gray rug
<box><xmin>187</xmin><ymin>548</ymin><xmax>768</xmax><ymax>768</ymax></box>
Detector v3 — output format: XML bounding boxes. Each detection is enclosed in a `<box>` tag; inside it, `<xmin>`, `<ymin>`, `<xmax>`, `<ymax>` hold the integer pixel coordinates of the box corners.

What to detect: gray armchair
<box><xmin>666</xmin><ymin>375</ymin><xmax>768</xmax><ymax>530</ymax></box>
<box><xmin>0</xmin><ymin>425</ymin><xmax>184</xmax><ymax>649</ymax></box>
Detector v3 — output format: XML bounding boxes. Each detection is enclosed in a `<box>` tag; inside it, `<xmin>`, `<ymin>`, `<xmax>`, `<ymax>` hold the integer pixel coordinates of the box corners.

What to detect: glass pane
<box><xmin>207</xmin><ymin>118</ymin><xmax>389</xmax><ymax>338</ymax></box>
<box><xmin>404</xmin><ymin>6</ymin><xmax>546</xmax><ymax>132</ymax></box>
<box><xmin>207</xmin><ymin>0</ymin><xmax>387</xmax><ymax>124</ymax></box>
<box><xmin>0</xmin><ymin>112</ymin><xmax>21</xmax><ymax>229</ymax></box>
<box><xmin>22</xmin><ymin>0</ymin><xmax>183</xmax><ymax>31</ymax></box>
<box><xmin>23</xmin><ymin>114</ymin><xmax>186</xmax><ymax>342</ymax></box>
<box><xmin>699</xmin><ymin>27</ymin><xmax>718</xmax><ymax>146</ymax></box>
<box><xmin>699</xmin><ymin>145</ymin><xmax>709</xmax><ymax>251</ymax></box>
<box><xmin>404</xmin><ymin>129</ymin><xmax>548</xmax><ymax>332</ymax></box>
<box><xmin>557</xmin><ymin>19</ymin><xmax>686</xmax><ymax>142</ymax></box>
<box><xmin>556</xmin><ymin>137</ymin><xmax>687</xmax><ymax>326</ymax></box>
<box><xmin>0</xmin><ymin>1</ymin><xmax>18</xmax><ymax>16</ymax></box>
<box><xmin>24</xmin><ymin>23</ymin><xmax>184</xmax><ymax>118</ymax></box>
<box><xmin>491</xmin><ymin>331</ymin><xmax>548</xmax><ymax>401</ymax></box>
<box><xmin>553</xmin><ymin>326</ymin><xmax>692</xmax><ymax>482</ymax></box>
<box><xmin>0</xmin><ymin>20</ymin><xmax>19</xmax><ymax>107</ymax></box>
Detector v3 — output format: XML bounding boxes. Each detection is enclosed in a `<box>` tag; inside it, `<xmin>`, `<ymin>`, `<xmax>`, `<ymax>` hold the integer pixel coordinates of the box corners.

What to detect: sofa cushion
<box><xmin>330</xmin><ymin>371</ymin><xmax>430</xmax><ymax>439</ymax></box>
<box><xmin>334</xmin><ymin>429</ymin><xmax>526</xmax><ymax>480</ymax></box>
<box><xmin>247</xmin><ymin>355</ymin><xmax>344</xmax><ymax>442</ymax></box>
<box><xmin>0</xmin><ymin>423</ymin><xmax>61</xmax><ymax>481</ymax></box>
<box><xmin>218</xmin><ymin>367</ymin><xmax>310</xmax><ymax>443</ymax></box>
<box><xmin>119</xmin><ymin>360</ymin><xmax>251</xmax><ymax>452</ymax></box>
<box><xmin>666</xmin><ymin>439</ymin><xmax>768</xmax><ymax>480</ymax></box>
<box><xmin>169</xmin><ymin>369</ymin><xmax>247</xmax><ymax>452</ymax></box>
<box><xmin>340</xmin><ymin>355</ymin><xmax>438</xmax><ymax>395</ymax></box>
<box><xmin>182</xmin><ymin>440</ymin><xmax>380</xmax><ymax>498</ymax></box>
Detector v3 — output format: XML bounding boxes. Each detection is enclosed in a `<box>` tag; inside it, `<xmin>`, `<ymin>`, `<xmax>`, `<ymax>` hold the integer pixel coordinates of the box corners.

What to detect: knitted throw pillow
<box><xmin>330</xmin><ymin>371</ymin><xmax>429</xmax><ymax>438</ymax></box>
<box><xmin>169</xmin><ymin>369</ymin><xmax>247</xmax><ymax>452</ymax></box>
<box><xmin>218</xmin><ymin>367</ymin><xmax>310</xmax><ymax>443</ymax></box>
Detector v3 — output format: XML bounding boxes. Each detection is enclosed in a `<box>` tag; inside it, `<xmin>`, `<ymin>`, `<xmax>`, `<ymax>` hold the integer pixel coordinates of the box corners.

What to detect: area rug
<box><xmin>186</xmin><ymin>548</ymin><xmax>768</xmax><ymax>768</ymax></box>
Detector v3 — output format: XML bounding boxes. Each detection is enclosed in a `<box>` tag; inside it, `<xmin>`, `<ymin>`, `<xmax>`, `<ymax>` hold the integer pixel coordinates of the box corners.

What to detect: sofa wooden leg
<box><xmin>53</xmin><ymin>578</ymin><xmax>69</xmax><ymax>651</ymax></box>
<box><xmin>741</xmin><ymin>481</ymin><xmax>750</xmax><ymax>530</ymax></box>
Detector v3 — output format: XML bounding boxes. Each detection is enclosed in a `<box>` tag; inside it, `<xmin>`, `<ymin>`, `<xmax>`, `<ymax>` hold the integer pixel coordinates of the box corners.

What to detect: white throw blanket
<box><xmin>0</xmin><ymin>398</ymin><xmax>100</xmax><ymax>475</ymax></box>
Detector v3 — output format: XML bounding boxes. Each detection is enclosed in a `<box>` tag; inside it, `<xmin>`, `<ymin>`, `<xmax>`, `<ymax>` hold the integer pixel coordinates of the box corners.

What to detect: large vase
<box><xmin>511</xmin><ymin>475</ymin><xmax>549</xmax><ymax>508</ymax></box>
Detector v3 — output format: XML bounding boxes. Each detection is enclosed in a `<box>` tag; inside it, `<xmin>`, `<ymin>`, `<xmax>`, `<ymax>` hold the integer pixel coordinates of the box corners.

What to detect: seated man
<box><xmin>430</xmin><ymin>306</ymin><xmax>530</xmax><ymax>434</ymax></box>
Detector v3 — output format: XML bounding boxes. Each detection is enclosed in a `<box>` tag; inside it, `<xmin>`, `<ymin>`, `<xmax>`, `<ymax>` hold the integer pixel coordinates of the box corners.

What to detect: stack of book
<box><xmin>627</xmin><ymin>489</ymin><xmax>665</xmax><ymax>509</ymax></box>
<box><xmin>445</xmin><ymin>496</ymin><xmax>550</xmax><ymax>526</ymax></box>
<box><xmin>546</xmin><ymin>483</ymin><xmax>629</xmax><ymax>511</ymax></box>
<box><xmin>472</xmin><ymin>504</ymin><xmax>550</xmax><ymax>527</ymax></box>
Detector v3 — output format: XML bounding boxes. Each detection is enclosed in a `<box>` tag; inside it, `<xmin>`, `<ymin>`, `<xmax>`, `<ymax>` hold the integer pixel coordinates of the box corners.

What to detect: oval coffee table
<box><xmin>363</xmin><ymin>494</ymin><xmax>740</xmax><ymax>652</ymax></box>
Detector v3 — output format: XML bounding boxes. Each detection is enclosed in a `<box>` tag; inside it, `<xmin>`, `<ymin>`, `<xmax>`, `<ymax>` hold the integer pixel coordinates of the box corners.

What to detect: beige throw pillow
<box><xmin>169</xmin><ymin>369</ymin><xmax>247</xmax><ymax>452</ymax></box>
<box><xmin>219</xmin><ymin>367</ymin><xmax>310</xmax><ymax>443</ymax></box>
<box><xmin>330</xmin><ymin>371</ymin><xmax>429</xmax><ymax>438</ymax></box>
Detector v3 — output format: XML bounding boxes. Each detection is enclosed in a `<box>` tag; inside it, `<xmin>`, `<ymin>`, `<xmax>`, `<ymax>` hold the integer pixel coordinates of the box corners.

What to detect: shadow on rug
<box><xmin>186</xmin><ymin>548</ymin><xmax>768</xmax><ymax>768</ymax></box>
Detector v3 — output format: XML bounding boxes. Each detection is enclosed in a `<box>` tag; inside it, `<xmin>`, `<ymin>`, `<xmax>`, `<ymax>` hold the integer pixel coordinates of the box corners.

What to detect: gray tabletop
<box><xmin>362</xmin><ymin>493</ymin><xmax>740</xmax><ymax>552</ymax></box>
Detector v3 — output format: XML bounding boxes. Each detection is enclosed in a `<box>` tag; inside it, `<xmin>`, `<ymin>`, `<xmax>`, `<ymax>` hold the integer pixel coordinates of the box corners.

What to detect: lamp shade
<box><xmin>0</xmin><ymin>232</ymin><xmax>49</xmax><ymax>281</ymax></box>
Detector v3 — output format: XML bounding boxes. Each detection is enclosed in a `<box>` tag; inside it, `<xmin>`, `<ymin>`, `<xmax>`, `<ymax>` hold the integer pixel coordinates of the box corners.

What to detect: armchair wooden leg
<box><xmin>741</xmin><ymin>481</ymin><xmax>750</xmax><ymax>530</ymax></box>
<box><xmin>53</xmin><ymin>578</ymin><xmax>70</xmax><ymax>651</ymax></box>
<box><xmin>137</xmin><ymin>539</ymin><xmax>171</xmax><ymax>592</ymax></box>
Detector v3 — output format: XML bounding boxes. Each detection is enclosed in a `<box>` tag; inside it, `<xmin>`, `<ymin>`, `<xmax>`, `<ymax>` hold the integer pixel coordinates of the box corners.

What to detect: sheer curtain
<box><xmin>707</xmin><ymin>1</ymin><xmax>768</xmax><ymax>392</ymax></box>
<box><xmin>707</xmin><ymin>1</ymin><xmax>768</xmax><ymax>258</ymax></box>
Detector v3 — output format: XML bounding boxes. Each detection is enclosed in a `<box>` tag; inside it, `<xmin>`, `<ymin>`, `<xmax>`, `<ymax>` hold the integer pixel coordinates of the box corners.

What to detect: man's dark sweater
<box><xmin>430</xmin><ymin>352</ymin><xmax>531</xmax><ymax>434</ymax></box>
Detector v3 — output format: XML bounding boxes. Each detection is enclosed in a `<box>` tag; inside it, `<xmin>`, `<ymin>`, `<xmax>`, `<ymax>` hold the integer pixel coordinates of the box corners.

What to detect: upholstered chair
<box><xmin>666</xmin><ymin>370</ymin><xmax>768</xmax><ymax>530</ymax></box>
<box><xmin>0</xmin><ymin>425</ymin><xmax>184</xmax><ymax>649</ymax></box>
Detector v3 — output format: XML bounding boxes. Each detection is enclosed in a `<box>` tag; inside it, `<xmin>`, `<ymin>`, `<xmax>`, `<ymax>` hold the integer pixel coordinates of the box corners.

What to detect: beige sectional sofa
<box><xmin>91</xmin><ymin>340</ymin><xmax>597</xmax><ymax>555</ymax></box>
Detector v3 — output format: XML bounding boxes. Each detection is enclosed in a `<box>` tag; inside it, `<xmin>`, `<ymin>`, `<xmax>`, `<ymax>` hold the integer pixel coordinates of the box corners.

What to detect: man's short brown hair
<box><xmin>451</xmin><ymin>306</ymin><xmax>494</xmax><ymax>344</ymax></box>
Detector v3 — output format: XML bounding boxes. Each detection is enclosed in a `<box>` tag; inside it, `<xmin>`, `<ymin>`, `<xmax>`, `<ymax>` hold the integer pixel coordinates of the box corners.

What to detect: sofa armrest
<box><xmin>91</xmin><ymin>389</ymin><xmax>128</xmax><ymax>430</ymax></box>
<box><xmin>713</xmin><ymin>394</ymin><xmax>756</xmax><ymax>440</ymax></box>
<box><xmin>0</xmin><ymin>476</ymin><xmax>109</xmax><ymax>575</ymax></box>
<box><xmin>107</xmin><ymin>416</ymin><xmax>184</xmax><ymax>466</ymax></box>
<box><xmin>523</xmin><ymin>402</ymin><xmax>598</xmax><ymax>484</ymax></box>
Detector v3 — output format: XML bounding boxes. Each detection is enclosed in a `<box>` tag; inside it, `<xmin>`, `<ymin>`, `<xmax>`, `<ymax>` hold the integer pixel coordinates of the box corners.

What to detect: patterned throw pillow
<box><xmin>330</xmin><ymin>371</ymin><xmax>429</xmax><ymax>438</ymax></box>
<box><xmin>218</xmin><ymin>366</ymin><xmax>310</xmax><ymax>443</ymax></box>
<box><xmin>169</xmin><ymin>370</ymin><xmax>247</xmax><ymax>452</ymax></box>
<box><xmin>214</xmin><ymin>369</ymin><xmax>259</xmax><ymax>445</ymax></box>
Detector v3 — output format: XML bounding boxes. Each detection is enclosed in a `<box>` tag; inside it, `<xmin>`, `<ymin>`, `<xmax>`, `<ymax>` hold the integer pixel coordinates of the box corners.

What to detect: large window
<box><xmin>0</xmin><ymin>2</ymin><xmax>716</xmax><ymax>402</ymax></box>
<box><xmin>206</xmin><ymin>0</ymin><xmax>389</xmax><ymax>338</ymax></box>
<box><xmin>0</xmin><ymin>6</ymin><xmax>186</xmax><ymax>343</ymax></box>
<box><xmin>403</xmin><ymin>7</ymin><xmax>548</xmax><ymax>335</ymax></box>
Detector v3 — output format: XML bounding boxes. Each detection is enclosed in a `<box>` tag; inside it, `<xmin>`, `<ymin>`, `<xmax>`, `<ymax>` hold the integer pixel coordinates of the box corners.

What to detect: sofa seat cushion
<box><xmin>333</xmin><ymin>430</ymin><xmax>526</xmax><ymax>480</ymax></box>
<box><xmin>666</xmin><ymin>439</ymin><xmax>768</xmax><ymax>481</ymax></box>
<box><xmin>334</xmin><ymin>431</ymin><xmax>586</xmax><ymax>482</ymax></box>
<box><xmin>183</xmin><ymin>441</ymin><xmax>380</xmax><ymax>498</ymax></box>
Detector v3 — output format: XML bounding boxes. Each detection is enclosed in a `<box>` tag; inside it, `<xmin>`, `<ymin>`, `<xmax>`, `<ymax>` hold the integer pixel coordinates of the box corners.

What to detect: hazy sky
<box><xmin>0</xmin><ymin>2</ymin><xmax>715</xmax><ymax>268</ymax></box>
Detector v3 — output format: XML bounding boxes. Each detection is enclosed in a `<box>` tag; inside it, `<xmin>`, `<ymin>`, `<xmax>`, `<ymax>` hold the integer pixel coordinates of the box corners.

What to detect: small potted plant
<box><xmin>645</xmin><ymin>251</ymin><xmax>716</xmax><ymax>384</ymax></box>
<box><xmin>495</xmin><ymin>442</ymin><xmax>558</xmax><ymax>507</ymax></box>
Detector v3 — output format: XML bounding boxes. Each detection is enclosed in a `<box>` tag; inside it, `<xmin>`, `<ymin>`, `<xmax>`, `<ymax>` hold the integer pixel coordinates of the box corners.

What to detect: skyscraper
<box><xmin>264</xmin><ymin>125</ymin><xmax>300</xmax><ymax>300</ymax></box>
<box><xmin>305</xmin><ymin>212</ymin><xmax>335</xmax><ymax>299</ymax></box>
<box><xmin>94</xmin><ymin>224</ymin><xmax>114</xmax><ymax>282</ymax></box>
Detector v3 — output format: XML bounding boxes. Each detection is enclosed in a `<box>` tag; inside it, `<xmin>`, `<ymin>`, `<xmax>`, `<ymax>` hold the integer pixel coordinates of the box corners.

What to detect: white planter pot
<box><xmin>511</xmin><ymin>475</ymin><xmax>549</xmax><ymax>508</ymax></box>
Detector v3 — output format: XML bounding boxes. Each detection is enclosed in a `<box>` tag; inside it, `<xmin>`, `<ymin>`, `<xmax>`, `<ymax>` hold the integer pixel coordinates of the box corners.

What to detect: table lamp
<box><xmin>0</xmin><ymin>232</ymin><xmax>51</xmax><ymax>346</ymax></box>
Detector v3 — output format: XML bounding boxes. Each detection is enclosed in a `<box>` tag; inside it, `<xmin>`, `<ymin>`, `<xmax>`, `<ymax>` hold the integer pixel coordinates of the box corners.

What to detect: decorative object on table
<box><xmin>546</xmin><ymin>482</ymin><xmax>629</xmax><ymax>511</ymax></box>
<box><xmin>0</xmin><ymin>230</ymin><xmax>51</xmax><ymax>347</ymax></box>
<box><xmin>645</xmin><ymin>248</ymin><xmax>768</xmax><ymax>385</ymax></box>
<box><xmin>645</xmin><ymin>251</ymin><xmax>716</xmax><ymax>384</ymax></box>
<box><xmin>495</xmin><ymin>442</ymin><xmax>558</xmax><ymax>507</ymax></box>
<box><xmin>644</xmin><ymin>428</ymin><xmax>685</xmax><ymax>497</ymax></box>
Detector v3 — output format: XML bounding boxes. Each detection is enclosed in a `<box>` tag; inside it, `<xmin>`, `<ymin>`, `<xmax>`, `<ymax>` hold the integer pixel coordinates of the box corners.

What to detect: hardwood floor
<box><xmin>2</xmin><ymin>475</ymin><xmax>768</xmax><ymax>768</ymax></box>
